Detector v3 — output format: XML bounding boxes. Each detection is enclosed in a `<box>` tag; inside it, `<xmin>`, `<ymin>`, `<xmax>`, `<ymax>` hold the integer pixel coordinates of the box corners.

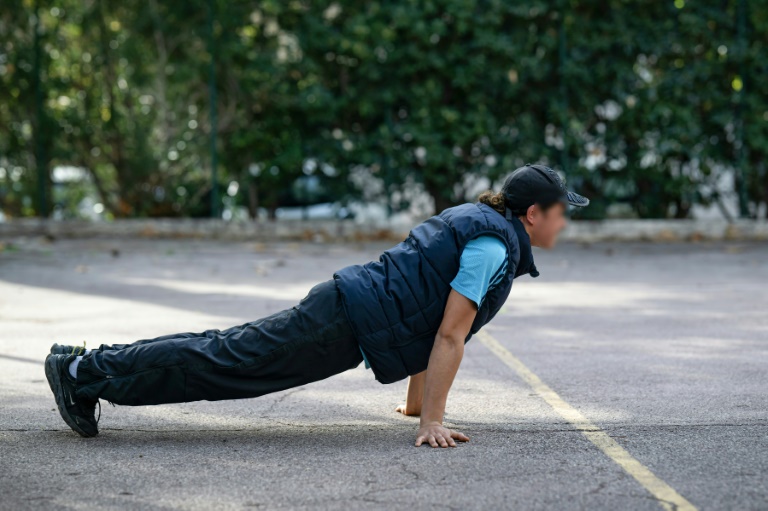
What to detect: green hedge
<box><xmin>1</xmin><ymin>0</ymin><xmax>766</xmax><ymax>219</ymax></box>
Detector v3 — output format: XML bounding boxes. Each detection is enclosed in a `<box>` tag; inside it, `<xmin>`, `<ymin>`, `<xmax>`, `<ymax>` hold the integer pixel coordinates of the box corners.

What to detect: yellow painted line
<box><xmin>476</xmin><ymin>331</ymin><xmax>697</xmax><ymax>511</ymax></box>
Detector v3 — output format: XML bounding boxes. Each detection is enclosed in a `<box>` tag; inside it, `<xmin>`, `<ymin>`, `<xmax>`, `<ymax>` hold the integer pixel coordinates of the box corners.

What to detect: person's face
<box><xmin>526</xmin><ymin>202</ymin><xmax>567</xmax><ymax>249</ymax></box>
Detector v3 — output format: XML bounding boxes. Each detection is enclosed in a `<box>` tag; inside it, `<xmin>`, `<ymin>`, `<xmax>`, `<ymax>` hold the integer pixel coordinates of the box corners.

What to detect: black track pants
<box><xmin>75</xmin><ymin>280</ymin><xmax>364</xmax><ymax>406</ymax></box>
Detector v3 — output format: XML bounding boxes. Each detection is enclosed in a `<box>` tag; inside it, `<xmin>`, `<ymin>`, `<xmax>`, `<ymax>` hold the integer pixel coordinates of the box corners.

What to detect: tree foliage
<box><xmin>1</xmin><ymin>0</ymin><xmax>766</xmax><ymax>219</ymax></box>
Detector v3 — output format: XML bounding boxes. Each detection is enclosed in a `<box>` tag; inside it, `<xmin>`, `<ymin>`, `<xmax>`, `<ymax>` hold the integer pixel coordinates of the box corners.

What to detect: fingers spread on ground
<box><xmin>428</xmin><ymin>436</ymin><xmax>438</xmax><ymax>448</ymax></box>
<box><xmin>452</xmin><ymin>431</ymin><xmax>470</xmax><ymax>442</ymax></box>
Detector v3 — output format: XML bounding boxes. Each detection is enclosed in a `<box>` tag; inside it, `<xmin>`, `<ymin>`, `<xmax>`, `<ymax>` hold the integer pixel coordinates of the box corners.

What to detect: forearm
<box><xmin>420</xmin><ymin>334</ymin><xmax>464</xmax><ymax>426</ymax></box>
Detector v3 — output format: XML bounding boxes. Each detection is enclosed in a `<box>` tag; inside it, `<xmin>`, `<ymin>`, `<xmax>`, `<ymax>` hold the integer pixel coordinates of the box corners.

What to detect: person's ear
<box><xmin>526</xmin><ymin>204</ymin><xmax>536</xmax><ymax>225</ymax></box>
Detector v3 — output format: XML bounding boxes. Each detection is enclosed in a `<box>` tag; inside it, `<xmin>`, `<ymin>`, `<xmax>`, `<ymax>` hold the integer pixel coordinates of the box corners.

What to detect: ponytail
<box><xmin>477</xmin><ymin>190</ymin><xmax>506</xmax><ymax>214</ymax></box>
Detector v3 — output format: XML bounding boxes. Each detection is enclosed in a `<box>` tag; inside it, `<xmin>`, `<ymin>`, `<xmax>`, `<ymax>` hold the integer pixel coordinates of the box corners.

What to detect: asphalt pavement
<box><xmin>0</xmin><ymin>237</ymin><xmax>766</xmax><ymax>510</ymax></box>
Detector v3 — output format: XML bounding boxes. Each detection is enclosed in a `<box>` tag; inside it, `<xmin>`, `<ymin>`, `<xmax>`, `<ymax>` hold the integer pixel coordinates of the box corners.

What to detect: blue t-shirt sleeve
<box><xmin>450</xmin><ymin>236</ymin><xmax>508</xmax><ymax>308</ymax></box>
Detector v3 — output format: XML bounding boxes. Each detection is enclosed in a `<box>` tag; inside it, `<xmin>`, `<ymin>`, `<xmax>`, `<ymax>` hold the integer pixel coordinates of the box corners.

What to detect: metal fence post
<box><xmin>558</xmin><ymin>4</ymin><xmax>569</xmax><ymax>175</ymax></box>
<box><xmin>207</xmin><ymin>0</ymin><xmax>219</xmax><ymax>219</ymax></box>
<box><xmin>33</xmin><ymin>1</ymin><xmax>48</xmax><ymax>217</ymax></box>
<box><xmin>735</xmin><ymin>0</ymin><xmax>749</xmax><ymax>218</ymax></box>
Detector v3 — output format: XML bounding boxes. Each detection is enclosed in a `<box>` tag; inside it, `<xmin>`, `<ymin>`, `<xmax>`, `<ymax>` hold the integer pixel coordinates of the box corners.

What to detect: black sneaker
<box><xmin>49</xmin><ymin>342</ymin><xmax>88</xmax><ymax>356</ymax></box>
<box><xmin>44</xmin><ymin>354</ymin><xmax>100</xmax><ymax>437</ymax></box>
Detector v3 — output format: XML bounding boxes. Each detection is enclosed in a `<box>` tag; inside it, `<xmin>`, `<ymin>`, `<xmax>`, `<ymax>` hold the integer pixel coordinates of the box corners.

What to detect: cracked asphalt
<box><xmin>1</xmin><ymin>237</ymin><xmax>767</xmax><ymax>510</ymax></box>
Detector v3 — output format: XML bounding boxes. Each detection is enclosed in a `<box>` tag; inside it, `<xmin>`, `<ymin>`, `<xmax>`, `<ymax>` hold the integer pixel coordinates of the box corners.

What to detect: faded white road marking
<box><xmin>477</xmin><ymin>330</ymin><xmax>697</xmax><ymax>511</ymax></box>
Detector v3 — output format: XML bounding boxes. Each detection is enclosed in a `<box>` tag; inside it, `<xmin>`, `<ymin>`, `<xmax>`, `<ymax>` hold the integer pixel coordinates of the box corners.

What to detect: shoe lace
<box><xmin>70</xmin><ymin>341</ymin><xmax>87</xmax><ymax>356</ymax></box>
<box><xmin>89</xmin><ymin>400</ymin><xmax>111</xmax><ymax>425</ymax></box>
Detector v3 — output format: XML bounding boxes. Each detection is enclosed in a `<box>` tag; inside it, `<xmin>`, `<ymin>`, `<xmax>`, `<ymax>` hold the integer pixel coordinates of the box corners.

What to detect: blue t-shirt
<box><xmin>450</xmin><ymin>236</ymin><xmax>508</xmax><ymax>308</ymax></box>
<box><xmin>359</xmin><ymin>236</ymin><xmax>507</xmax><ymax>369</ymax></box>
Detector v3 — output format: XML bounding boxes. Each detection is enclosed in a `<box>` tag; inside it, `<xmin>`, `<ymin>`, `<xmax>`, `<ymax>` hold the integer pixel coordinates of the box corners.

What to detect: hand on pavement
<box><xmin>395</xmin><ymin>404</ymin><xmax>420</xmax><ymax>416</ymax></box>
<box><xmin>415</xmin><ymin>422</ymin><xmax>469</xmax><ymax>448</ymax></box>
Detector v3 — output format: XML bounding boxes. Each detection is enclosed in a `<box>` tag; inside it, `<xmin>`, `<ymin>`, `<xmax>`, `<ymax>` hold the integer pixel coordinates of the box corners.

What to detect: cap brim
<box><xmin>566</xmin><ymin>191</ymin><xmax>589</xmax><ymax>207</ymax></box>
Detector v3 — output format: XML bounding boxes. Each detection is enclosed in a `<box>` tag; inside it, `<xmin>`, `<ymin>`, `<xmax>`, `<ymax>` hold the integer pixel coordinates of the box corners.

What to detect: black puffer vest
<box><xmin>334</xmin><ymin>202</ymin><xmax>538</xmax><ymax>383</ymax></box>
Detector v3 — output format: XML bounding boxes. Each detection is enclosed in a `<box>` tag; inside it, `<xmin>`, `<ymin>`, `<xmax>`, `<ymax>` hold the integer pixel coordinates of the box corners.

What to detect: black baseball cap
<box><xmin>502</xmin><ymin>163</ymin><xmax>589</xmax><ymax>216</ymax></box>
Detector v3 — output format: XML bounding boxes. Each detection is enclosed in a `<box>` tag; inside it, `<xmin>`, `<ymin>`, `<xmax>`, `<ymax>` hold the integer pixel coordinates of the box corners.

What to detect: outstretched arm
<box><xmin>414</xmin><ymin>289</ymin><xmax>477</xmax><ymax>448</ymax></box>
